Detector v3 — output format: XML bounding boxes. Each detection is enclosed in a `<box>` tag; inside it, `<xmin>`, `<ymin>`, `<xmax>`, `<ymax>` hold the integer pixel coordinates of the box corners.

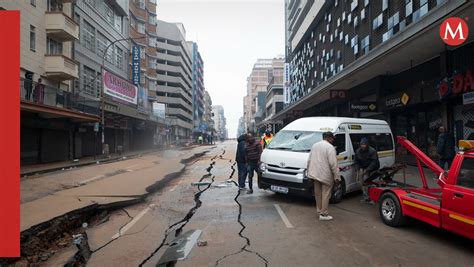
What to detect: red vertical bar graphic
<box><xmin>0</xmin><ymin>10</ymin><xmax>20</xmax><ymax>257</ymax></box>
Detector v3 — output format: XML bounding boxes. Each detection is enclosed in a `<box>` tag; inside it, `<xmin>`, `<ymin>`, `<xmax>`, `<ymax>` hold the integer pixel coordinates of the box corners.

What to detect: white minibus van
<box><xmin>257</xmin><ymin>117</ymin><xmax>395</xmax><ymax>203</ymax></box>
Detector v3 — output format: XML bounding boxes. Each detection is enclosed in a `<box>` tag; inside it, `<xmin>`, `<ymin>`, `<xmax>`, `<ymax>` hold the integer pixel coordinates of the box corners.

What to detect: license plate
<box><xmin>271</xmin><ymin>185</ymin><xmax>289</xmax><ymax>194</ymax></box>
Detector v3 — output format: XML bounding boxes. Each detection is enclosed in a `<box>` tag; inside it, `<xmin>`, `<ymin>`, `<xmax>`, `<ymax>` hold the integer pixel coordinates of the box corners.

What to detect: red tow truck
<box><xmin>369</xmin><ymin>136</ymin><xmax>474</xmax><ymax>240</ymax></box>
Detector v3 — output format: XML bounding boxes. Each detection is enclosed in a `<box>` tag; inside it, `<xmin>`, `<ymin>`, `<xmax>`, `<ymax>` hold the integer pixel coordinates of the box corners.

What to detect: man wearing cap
<box><xmin>354</xmin><ymin>137</ymin><xmax>380</xmax><ymax>202</ymax></box>
<box><xmin>306</xmin><ymin>132</ymin><xmax>341</xmax><ymax>221</ymax></box>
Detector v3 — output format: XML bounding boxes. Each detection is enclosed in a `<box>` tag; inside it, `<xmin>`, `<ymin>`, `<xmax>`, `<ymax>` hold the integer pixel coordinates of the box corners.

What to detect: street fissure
<box><xmin>214</xmin><ymin>162</ymin><xmax>269</xmax><ymax>267</ymax></box>
<box><xmin>138</xmin><ymin>149</ymin><xmax>225</xmax><ymax>266</ymax></box>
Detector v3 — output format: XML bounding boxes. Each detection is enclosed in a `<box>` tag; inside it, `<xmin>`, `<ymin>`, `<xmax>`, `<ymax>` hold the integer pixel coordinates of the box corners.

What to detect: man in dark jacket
<box><xmin>354</xmin><ymin>138</ymin><xmax>380</xmax><ymax>202</ymax></box>
<box><xmin>236</xmin><ymin>134</ymin><xmax>248</xmax><ymax>190</ymax></box>
<box><xmin>244</xmin><ymin>133</ymin><xmax>262</xmax><ymax>194</ymax></box>
<box><xmin>437</xmin><ymin>126</ymin><xmax>455</xmax><ymax>169</ymax></box>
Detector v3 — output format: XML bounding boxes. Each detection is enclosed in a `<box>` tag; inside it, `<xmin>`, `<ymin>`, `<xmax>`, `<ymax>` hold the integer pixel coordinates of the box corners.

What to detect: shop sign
<box><xmin>283</xmin><ymin>63</ymin><xmax>291</xmax><ymax>105</ymax></box>
<box><xmin>103</xmin><ymin>70</ymin><xmax>138</xmax><ymax>105</ymax></box>
<box><xmin>330</xmin><ymin>90</ymin><xmax>347</xmax><ymax>99</ymax></box>
<box><xmin>463</xmin><ymin>92</ymin><xmax>474</xmax><ymax>105</ymax></box>
<box><xmin>350</xmin><ymin>102</ymin><xmax>378</xmax><ymax>112</ymax></box>
<box><xmin>131</xmin><ymin>46</ymin><xmax>140</xmax><ymax>85</ymax></box>
<box><xmin>386</xmin><ymin>93</ymin><xmax>410</xmax><ymax>108</ymax></box>
<box><xmin>438</xmin><ymin>69</ymin><xmax>474</xmax><ymax>100</ymax></box>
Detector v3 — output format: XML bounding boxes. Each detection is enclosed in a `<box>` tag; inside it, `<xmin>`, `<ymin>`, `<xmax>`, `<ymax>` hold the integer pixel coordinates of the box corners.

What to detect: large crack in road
<box><xmin>138</xmin><ymin>149</ymin><xmax>225</xmax><ymax>266</ymax></box>
<box><xmin>214</xmin><ymin>161</ymin><xmax>269</xmax><ymax>267</ymax></box>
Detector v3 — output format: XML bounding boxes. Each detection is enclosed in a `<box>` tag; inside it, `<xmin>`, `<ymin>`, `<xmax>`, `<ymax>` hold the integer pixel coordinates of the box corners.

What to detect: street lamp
<box><xmin>100</xmin><ymin>36</ymin><xmax>146</xmax><ymax>155</ymax></box>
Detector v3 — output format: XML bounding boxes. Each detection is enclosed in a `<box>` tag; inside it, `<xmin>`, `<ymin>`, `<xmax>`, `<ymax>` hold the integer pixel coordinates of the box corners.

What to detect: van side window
<box><xmin>457</xmin><ymin>157</ymin><xmax>474</xmax><ymax>189</ymax></box>
<box><xmin>350</xmin><ymin>133</ymin><xmax>394</xmax><ymax>152</ymax></box>
<box><xmin>334</xmin><ymin>134</ymin><xmax>346</xmax><ymax>155</ymax></box>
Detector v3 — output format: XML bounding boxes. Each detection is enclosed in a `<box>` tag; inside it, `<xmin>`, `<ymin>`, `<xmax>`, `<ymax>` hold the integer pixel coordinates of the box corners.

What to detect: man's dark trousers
<box><xmin>247</xmin><ymin>162</ymin><xmax>258</xmax><ymax>190</ymax></box>
<box><xmin>237</xmin><ymin>162</ymin><xmax>248</xmax><ymax>188</ymax></box>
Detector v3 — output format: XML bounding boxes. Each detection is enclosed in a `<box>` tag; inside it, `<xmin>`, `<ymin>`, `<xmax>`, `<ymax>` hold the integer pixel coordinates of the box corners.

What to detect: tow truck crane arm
<box><xmin>396</xmin><ymin>136</ymin><xmax>444</xmax><ymax>176</ymax></box>
<box><xmin>396</xmin><ymin>136</ymin><xmax>445</xmax><ymax>188</ymax></box>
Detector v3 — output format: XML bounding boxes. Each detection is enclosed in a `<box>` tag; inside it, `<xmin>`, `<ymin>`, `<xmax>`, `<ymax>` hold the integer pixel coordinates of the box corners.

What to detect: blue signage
<box><xmin>132</xmin><ymin>45</ymin><xmax>140</xmax><ymax>86</ymax></box>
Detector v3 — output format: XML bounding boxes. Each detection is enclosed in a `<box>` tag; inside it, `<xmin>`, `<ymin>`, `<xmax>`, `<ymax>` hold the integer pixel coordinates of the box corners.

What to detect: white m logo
<box><xmin>443</xmin><ymin>22</ymin><xmax>466</xmax><ymax>40</ymax></box>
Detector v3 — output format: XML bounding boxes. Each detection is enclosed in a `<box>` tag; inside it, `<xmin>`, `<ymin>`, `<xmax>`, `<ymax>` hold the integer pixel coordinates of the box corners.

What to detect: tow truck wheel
<box><xmin>330</xmin><ymin>177</ymin><xmax>345</xmax><ymax>204</ymax></box>
<box><xmin>379</xmin><ymin>192</ymin><xmax>407</xmax><ymax>227</ymax></box>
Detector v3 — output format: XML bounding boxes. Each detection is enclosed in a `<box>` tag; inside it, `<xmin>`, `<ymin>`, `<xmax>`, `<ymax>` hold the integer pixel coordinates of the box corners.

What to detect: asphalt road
<box><xmin>48</xmin><ymin>141</ymin><xmax>474</xmax><ymax>267</ymax></box>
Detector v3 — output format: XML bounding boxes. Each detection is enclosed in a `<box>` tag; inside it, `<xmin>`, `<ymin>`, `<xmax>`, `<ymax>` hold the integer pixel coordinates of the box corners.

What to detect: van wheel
<box><xmin>379</xmin><ymin>192</ymin><xmax>407</xmax><ymax>227</ymax></box>
<box><xmin>330</xmin><ymin>177</ymin><xmax>345</xmax><ymax>204</ymax></box>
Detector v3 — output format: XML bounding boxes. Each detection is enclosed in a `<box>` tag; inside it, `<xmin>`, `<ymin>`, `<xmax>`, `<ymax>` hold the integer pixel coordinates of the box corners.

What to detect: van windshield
<box><xmin>267</xmin><ymin>131</ymin><xmax>323</xmax><ymax>152</ymax></box>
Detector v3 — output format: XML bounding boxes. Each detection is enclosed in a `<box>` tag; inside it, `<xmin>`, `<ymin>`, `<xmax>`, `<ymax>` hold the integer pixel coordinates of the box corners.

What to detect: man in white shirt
<box><xmin>306</xmin><ymin>132</ymin><xmax>341</xmax><ymax>221</ymax></box>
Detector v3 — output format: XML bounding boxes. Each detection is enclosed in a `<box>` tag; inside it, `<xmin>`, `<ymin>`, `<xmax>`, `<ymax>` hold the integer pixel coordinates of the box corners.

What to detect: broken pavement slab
<box><xmin>20</xmin><ymin>147</ymin><xmax>211</xmax><ymax>233</ymax></box>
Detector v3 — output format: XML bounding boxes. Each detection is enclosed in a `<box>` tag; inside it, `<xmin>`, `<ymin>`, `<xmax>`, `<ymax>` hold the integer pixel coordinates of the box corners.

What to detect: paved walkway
<box><xmin>20</xmin><ymin>146</ymin><xmax>211</xmax><ymax>232</ymax></box>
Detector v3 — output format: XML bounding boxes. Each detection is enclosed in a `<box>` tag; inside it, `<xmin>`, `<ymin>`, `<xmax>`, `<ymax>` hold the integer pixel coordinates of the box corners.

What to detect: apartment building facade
<box><xmin>212</xmin><ymin>105</ymin><xmax>227</xmax><ymax>141</ymax></box>
<box><xmin>189</xmin><ymin>42</ymin><xmax>206</xmax><ymax>138</ymax></box>
<box><xmin>155</xmin><ymin>20</ymin><xmax>194</xmax><ymax>140</ymax></box>
<box><xmin>279</xmin><ymin>0</ymin><xmax>474</xmax><ymax>158</ymax></box>
<box><xmin>243</xmin><ymin>57</ymin><xmax>285</xmax><ymax>133</ymax></box>
<box><xmin>0</xmin><ymin>0</ymin><xmax>101</xmax><ymax>164</ymax></box>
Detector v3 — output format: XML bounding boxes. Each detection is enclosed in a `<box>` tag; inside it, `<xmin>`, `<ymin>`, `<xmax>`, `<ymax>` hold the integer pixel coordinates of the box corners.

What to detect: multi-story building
<box><xmin>74</xmin><ymin>0</ymin><xmax>143</xmax><ymax>157</ymax></box>
<box><xmin>263</xmin><ymin>72</ymin><xmax>284</xmax><ymax>132</ymax></box>
<box><xmin>278</xmin><ymin>0</ymin><xmax>474</xmax><ymax>158</ymax></box>
<box><xmin>204</xmin><ymin>90</ymin><xmax>215</xmax><ymax>137</ymax></box>
<box><xmin>237</xmin><ymin>117</ymin><xmax>246</xmax><ymax>137</ymax></box>
<box><xmin>212</xmin><ymin>105</ymin><xmax>228</xmax><ymax>141</ymax></box>
<box><xmin>243</xmin><ymin>57</ymin><xmax>285</xmax><ymax>133</ymax></box>
<box><xmin>1</xmin><ymin>0</ymin><xmax>100</xmax><ymax>164</ymax></box>
<box><xmin>188</xmin><ymin>42</ymin><xmax>206</xmax><ymax>138</ymax></box>
<box><xmin>155</xmin><ymin>20</ymin><xmax>194</xmax><ymax>140</ymax></box>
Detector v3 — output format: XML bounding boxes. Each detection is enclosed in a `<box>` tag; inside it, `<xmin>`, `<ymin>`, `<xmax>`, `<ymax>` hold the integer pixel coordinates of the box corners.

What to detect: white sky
<box><xmin>156</xmin><ymin>0</ymin><xmax>285</xmax><ymax>137</ymax></box>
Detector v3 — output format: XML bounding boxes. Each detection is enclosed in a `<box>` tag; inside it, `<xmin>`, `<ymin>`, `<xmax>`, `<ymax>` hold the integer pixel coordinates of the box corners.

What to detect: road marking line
<box><xmin>274</xmin><ymin>204</ymin><xmax>294</xmax><ymax>228</ymax></box>
<box><xmin>111</xmin><ymin>206</ymin><xmax>151</xmax><ymax>239</ymax></box>
<box><xmin>79</xmin><ymin>175</ymin><xmax>105</xmax><ymax>185</ymax></box>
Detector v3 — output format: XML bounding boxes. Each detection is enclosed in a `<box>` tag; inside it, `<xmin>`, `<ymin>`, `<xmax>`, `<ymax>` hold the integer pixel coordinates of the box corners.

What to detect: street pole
<box><xmin>100</xmin><ymin>36</ymin><xmax>145</xmax><ymax>155</ymax></box>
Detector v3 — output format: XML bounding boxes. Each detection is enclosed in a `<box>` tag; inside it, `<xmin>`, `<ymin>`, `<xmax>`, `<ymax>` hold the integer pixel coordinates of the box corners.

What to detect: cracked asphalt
<box><xmin>47</xmin><ymin>141</ymin><xmax>474</xmax><ymax>266</ymax></box>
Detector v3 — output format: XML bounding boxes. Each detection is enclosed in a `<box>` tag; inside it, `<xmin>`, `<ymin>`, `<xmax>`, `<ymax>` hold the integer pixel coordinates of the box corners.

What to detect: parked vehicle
<box><xmin>257</xmin><ymin>117</ymin><xmax>395</xmax><ymax>203</ymax></box>
<box><xmin>369</xmin><ymin>137</ymin><xmax>474</xmax><ymax>240</ymax></box>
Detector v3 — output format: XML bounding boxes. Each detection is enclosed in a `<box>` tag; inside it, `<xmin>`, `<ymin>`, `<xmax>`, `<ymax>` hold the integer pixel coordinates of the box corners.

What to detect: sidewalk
<box><xmin>20</xmin><ymin>144</ymin><xmax>201</xmax><ymax>177</ymax></box>
<box><xmin>20</xmin><ymin>146</ymin><xmax>211</xmax><ymax>233</ymax></box>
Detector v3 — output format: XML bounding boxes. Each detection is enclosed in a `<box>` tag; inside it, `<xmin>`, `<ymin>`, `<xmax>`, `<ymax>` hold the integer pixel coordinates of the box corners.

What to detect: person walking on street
<box><xmin>198</xmin><ymin>135</ymin><xmax>203</xmax><ymax>145</ymax></box>
<box><xmin>236</xmin><ymin>134</ymin><xmax>248</xmax><ymax>190</ymax></box>
<box><xmin>306</xmin><ymin>132</ymin><xmax>340</xmax><ymax>221</ymax></box>
<box><xmin>437</xmin><ymin>126</ymin><xmax>455</xmax><ymax>169</ymax></box>
<box><xmin>354</xmin><ymin>137</ymin><xmax>380</xmax><ymax>203</ymax></box>
<box><xmin>245</xmin><ymin>133</ymin><xmax>262</xmax><ymax>194</ymax></box>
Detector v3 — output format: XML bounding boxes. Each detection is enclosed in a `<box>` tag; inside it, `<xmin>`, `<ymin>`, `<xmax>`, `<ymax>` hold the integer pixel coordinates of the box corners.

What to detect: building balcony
<box><xmin>45</xmin><ymin>12</ymin><xmax>79</xmax><ymax>41</ymax></box>
<box><xmin>44</xmin><ymin>55</ymin><xmax>79</xmax><ymax>80</ymax></box>
<box><xmin>20</xmin><ymin>78</ymin><xmax>100</xmax><ymax>121</ymax></box>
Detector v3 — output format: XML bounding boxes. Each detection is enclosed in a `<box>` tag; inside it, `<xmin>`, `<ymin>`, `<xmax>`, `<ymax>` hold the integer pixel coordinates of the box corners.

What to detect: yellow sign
<box><xmin>401</xmin><ymin>93</ymin><xmax>410</xmax><ymax>106</ymax></box>
<box><xmin>348</xmin><ymin>125</ymin><xmax>362</xmax><ymax>130</ymax></box>
<box><xmin>459</xmin><ymin>140</ymin><xmax>474</xmax><ymax>150</ymax></box>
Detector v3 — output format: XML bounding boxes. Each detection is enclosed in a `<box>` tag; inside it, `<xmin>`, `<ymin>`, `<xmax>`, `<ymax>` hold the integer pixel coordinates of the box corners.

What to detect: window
<box><xmin>373</xmin><ymin>14</ymin><xmax>383</xmax><ymax>30</ymax></box>
<box><xmin>382</xmin><ymin>0</ymin><xmax>388</xmax><ymax>11</ymax></box>
<box><xmin>349</xmin><ymin>133</ymin><xmax>394</xmax><ymax>152</ymax></box>
<box><xmin>48</xmin><ymin>0</ymin><xmax>63</xmax><ymax>11</ymax></box>
<box><xmin>116</xmin><ymin>47</ymin><xmax>123</xmax><ymax>69</ymax></box>
<box><xmin>96</xmin><ymin>32</ymin><xmax>108</xmax><ymax>58</ymax></box>
<box><xmin>351</xmin><ymin>0</ymin><xmax>358</xmax><ymax>12</ymax></box>
<box><xmin>47</xmin><ymin>37</ymin><xmax>63</xmax><ymax>55</ymax></box>
<box><xmin>82</xmin><ymin>66</ymin><xmax>98</xmax><ymax>97</ymax></box>
<box><xmin>334</xmin><ymin>134</ymin><xmax>346</xmax><ymax>155</ymax></box>
<box><xmin>457</xmin><ymin>158</ymin><xmax>474</xmax><ymax>189</ymax></box>
<box><xmin>364</xmin><ymin>0</ymin><xmax>369</xmax><ymax>7</ymax></box>
<box><xmin>30</xmin><ymin>0</ymin><xmax>36</xmax><ymax>6</ymax></box>
<box><xmin>115</xmin><ymin>15</ymin><xmax>122</xmax><ymax>33</ymax></box>
<box><xmin>137</xmin><ymin>22</ymin><xmax>145</xmax><ymax>34</ymax></box>
<box><xmin>106</xmin><ymin>45</ymin><xmax>114</xmax><ymax>64</ymax></box>
<box><xmin>149</xmin><ymin>14</ymin><xmax>156</xmax><ymax>25</ymax></box>
<box><xmin>29</xmin><ymin>25</ymin><xmax>36</xmax><ymax>52</ymax></box>
<box><xmin>140</xmin><ymin>47</ymin><xmax>146</xmax><ymax>59</ymax></box>
<box><xmin>130</xmin><ymin>16</ymin><xmax>136</xmax><ymax>29</ymax></box>
<box><xmin>82</xmin><ymin>21</ymin><xmax>95</xmax><ymax>52</ymax></box>
<box><xmin>149</xmin><ymin>37</ymin><xmax>156</xmax><ymax>47</ymax></box>
<box><xmin>138</xmin><ymin>0</ymin><xmax>145</xmax><ymax>9</ymax></box>
<box><xmin>406</xmin><ymin>1</ymin><xmax>413</xmax><ymax>16</ymax></box>
<box><xmin>140</xmin><ymin>71</ymin><xmax>145</xmax><ymax>85</ymax></box>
